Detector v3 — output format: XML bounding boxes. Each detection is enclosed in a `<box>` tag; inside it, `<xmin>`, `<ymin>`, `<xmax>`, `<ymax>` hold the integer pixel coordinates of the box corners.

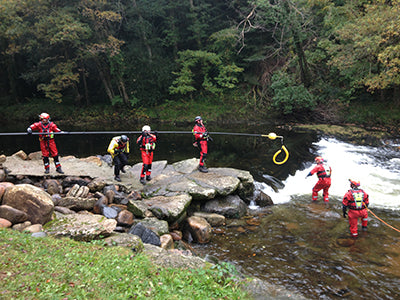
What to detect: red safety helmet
<box><xmin>315</xmin><ymin>156</ymin><xmax>324</xmax><ymax>164</ymax></box>
<box><xmin>39</xmin><ymin>112</ymin><xmax>50</xmax><ymax>121</ymax></box>
<box><xmin>349</xmin><ymin>179</ymin><xmax>360</xmax><ymax>188</ymax></box>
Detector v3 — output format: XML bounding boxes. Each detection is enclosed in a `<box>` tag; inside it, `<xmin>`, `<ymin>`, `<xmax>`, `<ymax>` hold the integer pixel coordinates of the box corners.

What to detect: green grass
<box><xmin>0</xmin><ymin>229</ymin><xmax>249</xmax><ymax>299</ymax></box>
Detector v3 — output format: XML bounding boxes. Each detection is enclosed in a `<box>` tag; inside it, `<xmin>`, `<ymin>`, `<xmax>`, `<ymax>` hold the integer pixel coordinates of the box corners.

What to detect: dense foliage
<box><xmin>0</xmin><ymin>0</ymin><xmax>399</xmax><ymax>118</ymax></box>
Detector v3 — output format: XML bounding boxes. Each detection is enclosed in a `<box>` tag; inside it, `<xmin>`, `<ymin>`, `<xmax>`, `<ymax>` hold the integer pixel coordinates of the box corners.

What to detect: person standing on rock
<box><xmin>107</xmin><ymin>135</ymin><xmax>130</xmax><ymax>182</ymax></box>
<box><xmin>342</xmin><ymin>179</ymin><xmax>369</xmax><ymax>238</ymax></box>
<box><xmin>27</xmin><ymin>112</ymin><xmax>64</xmax><ymax>174</ymax></box>
<box><xmin>136</xmin><ymin>125</ymin><xmax>157</xmax><ymax>185</ymax></box>
<box><xmin>305</xmin><ymin>156</ymin><xmax>331</xmax><ymax>204</ymax></box>
<box><xmin>193</xmin><ymin>116</ymin><xmax>210</xmax><ymax>173</ymax></box>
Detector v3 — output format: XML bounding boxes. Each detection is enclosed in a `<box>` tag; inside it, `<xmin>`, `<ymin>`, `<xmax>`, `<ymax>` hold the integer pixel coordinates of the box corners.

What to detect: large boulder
<box><xmin>3</xmin><ymin>184</ymin><xmax>54</xmax><ymax>224</ymax></box>
<box><xmin>187</xmin><ymin>171</ymin><xmax>240</xmax><ymax>196</ymax></box>
<box><xmin>0</xmin><ymin>205</ymin><xmax>28</xmax><ymax>224</ymax></box>
<box><xmin>143</xmin><ymin>193</ymin><xmax>192</xmax><ymax>223</ymax></box>
<box><xmin>202</xmin><ymin>195</ymin><xmax>247</xmax><ymax>219</ymax></box>
<box><xmin>185</xmin><ymin>216</ymin><xmax>212</xmax><ymax>244</ymax></box>
<box><xmin>128</xmin><ymin>222</ymin><xmax>161</xmax><ymax>246</ymax></box>
<box><xmin>53</xmin><ymin>196</ymin><xmax>97</xmax><ymax>211</ymax></box>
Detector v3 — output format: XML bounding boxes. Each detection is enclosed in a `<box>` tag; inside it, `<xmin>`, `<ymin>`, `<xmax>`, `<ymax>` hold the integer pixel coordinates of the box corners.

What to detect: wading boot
<box><xmin>140</xmin><ymin>177</ymin><xmax>146</xmax><ymax>185</ymax></box>
<box><xmin>114</xmin><ymin>175</ymin><xmax>121</xmax><ymax>182</ymax></box>
<box><xmin>362</xmin><ymin>226</ymin><xmax>368</xmax><ymax>231</ymax></box>
<box><xmin>198</xmin><ymin>165</ymin><xmax>208</xmax><ymax>173</ymax></box>
<box><xmin>146</xmin><ymin>175</ymin><xmax>152</xmax><ymax>181</ymax></box>
<box><xmin>56</xmin><ymin>167</ymin><xmax>64</xmax><ymax>174</ymax></box>
<box><xmin>44</xmin><ymin>168</ymin><xmax>50</xmax><ymax>174</ymax></box>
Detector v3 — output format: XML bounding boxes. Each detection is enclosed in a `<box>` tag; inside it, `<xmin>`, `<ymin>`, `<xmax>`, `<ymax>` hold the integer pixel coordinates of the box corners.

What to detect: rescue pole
<box><xmin>0</xmin><ymin>130</ymin><xmax>290</xmax><ymax>164</ymax></box>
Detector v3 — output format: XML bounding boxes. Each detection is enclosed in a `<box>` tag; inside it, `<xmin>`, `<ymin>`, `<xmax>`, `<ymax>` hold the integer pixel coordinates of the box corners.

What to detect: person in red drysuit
<box><xmin>136</xmin><ymin>125</ymin><xmax>157</xmax><ymax>185</ymax></box>
<box><xmin>306</xmin><ymin>156</ymin><xmax>331</xmax><ymax>202</ymax></box>
<box><xmin>192</xmin><ymin>116</ymin><xmax>209</xmax><ymax>173</ymax></box>
<box><xmin>342</xmin><ymin>179</ymin><xmax>369</xmax><ymax>238</ymax></box>
<box><xmin>27</xmin><ymin>112</ymin><xmax>64</xmax><ymax>174</ymax></box>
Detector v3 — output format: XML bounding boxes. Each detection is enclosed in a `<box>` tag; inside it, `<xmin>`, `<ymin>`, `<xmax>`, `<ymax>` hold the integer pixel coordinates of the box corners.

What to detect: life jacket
<box><xmin>317</xmin><ymin>163</ymin><xmax>331</xmax><ymax>179</ymax></box>
<box><xmin>138</xmin><ymin>134</ymin><xmax>156</xmax><ymax>151</ymax></box>
<box><xmin>39</xmin><ymin>122</ymin><xmax>55</xmax><ymax>141</ymax></box>
<box><xmin>349</xmin><ymin>189</ymin><xmax>366</xmax><ymax>210</ymax></box>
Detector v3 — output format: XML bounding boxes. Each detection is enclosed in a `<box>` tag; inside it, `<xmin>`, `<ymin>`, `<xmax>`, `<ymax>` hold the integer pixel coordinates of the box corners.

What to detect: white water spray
<box><xmin>259</xmin><ymin>137</ymin><xmax>400</xmax><ymax>210</ymax></box>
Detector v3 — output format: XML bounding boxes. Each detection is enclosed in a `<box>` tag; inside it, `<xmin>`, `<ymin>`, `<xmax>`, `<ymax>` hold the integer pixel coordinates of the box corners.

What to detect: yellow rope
<box><xmin>272</xmin><ymin>145</ymin><xmax>289</xmax><ymax>165</ymax></box>
<box><xmin>367</xmin><ymin>208</ymin><xmax>400</xmax><ymax>233</ymax></box>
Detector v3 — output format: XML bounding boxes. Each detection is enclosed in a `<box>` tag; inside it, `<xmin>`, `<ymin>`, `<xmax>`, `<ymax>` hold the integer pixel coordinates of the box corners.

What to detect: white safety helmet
<box><xmin>142</xmin><ymin>125</ymin><xmax>151</xmax><ymax>132</ymax></box>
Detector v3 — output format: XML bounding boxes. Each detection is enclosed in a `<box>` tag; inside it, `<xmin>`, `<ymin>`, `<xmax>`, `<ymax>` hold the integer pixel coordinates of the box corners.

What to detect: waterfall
<box><xmin>259</xmin><ymin>137</ymin><xmax>400</xmax><ymax>210</ymax></box>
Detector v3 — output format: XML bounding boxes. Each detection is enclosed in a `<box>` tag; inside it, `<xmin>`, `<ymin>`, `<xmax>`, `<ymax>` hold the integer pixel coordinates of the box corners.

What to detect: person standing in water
<box><xmin>342</xmin><ymin>179</ymin><xmax>369</xmax><ymax>238</ymax></box>
<box><xmin>306</xmin><ymin>156</ymin><xmax>332</xmax><ymax>203</ymax></box>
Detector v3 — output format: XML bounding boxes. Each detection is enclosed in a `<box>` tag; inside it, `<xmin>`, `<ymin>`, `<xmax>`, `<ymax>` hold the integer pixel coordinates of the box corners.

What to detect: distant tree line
<box><xmin>0</xmin><ymin>0</ymin><xmax>399</xmax><ymax>114</ymax></box>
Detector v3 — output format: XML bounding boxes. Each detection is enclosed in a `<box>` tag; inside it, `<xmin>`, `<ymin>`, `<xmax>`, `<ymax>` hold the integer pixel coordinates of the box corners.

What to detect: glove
<box><xmin>114</xmin><ymin>149</ymin><xmax>121</xmax><ymax>155</ymax></box>
<box><xmin>203</xmin><ymin>132</ymin><xmax>209</xmax><ymax>138</ymax></box>
<box><xmin>27</xmin><ymin>127</ymin><xmax>32</xmax><ymax>135</ymax></box>
<box><xmin>342</xmin><ymin>206</ymin><xmax>348</xmax><ymax>218</ymax></box>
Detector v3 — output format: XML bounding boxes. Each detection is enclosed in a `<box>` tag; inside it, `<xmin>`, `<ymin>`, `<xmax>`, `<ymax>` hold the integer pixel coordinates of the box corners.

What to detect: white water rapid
<box><xmin>258</xmin><ymin>137</ymin><xmax>400</xmax><ymax>210</ymax></box>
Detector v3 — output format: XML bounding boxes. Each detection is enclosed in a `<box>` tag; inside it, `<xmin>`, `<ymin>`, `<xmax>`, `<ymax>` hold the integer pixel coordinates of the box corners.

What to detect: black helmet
<box><xmin>194</xmin><ymin>116</ymin><xmax>202</xmax><ymax>122</ymax></box>
<box><xmin>120</xmin><ymin>135</ymin><xmax>128</xmax><ymax>143</ymax></box>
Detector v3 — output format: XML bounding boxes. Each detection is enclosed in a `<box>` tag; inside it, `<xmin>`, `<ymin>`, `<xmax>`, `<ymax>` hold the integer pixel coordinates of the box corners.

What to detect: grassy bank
<box><xmin>0</xmin><ymin>228</ymin><xmax>248</xmax><ymax>299</ymax></box>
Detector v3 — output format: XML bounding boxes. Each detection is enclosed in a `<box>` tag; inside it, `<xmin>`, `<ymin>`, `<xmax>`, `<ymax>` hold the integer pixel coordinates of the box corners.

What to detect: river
<box><xmin>1</xmin><ymin>123</ymin><xmax>400</xmax><ymax>299</ymax></box>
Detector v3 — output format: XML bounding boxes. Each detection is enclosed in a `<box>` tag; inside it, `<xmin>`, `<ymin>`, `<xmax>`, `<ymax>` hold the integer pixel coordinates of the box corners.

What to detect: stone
<box><xmin>117</xmin><ymin>210</ymin><xmax>134</xmax><ymax>226</ymax></box>
<box><xmin>24</xmin><ymin>224</ymin><xmax>43</xmax><ymax>233</ymax></box>
<box><xmin>160</xmin><ymin>234</ymin><xmax>174</xmax><ymax>250</ymax></box>
<box><xmin>129</xmin><ymin>222</ymin><xmax>161</xmax><ymax>246</ymax></box>
<box><xmin>2</xmin><ymin>184</ymin><xmax>54</xmax><ymax>225</ymax></box>
<box><xmin>143</xmin><ymin>193</ymin><xmax>192</xmax><ymax>223</ymax></box>
<box><xmin>202</xmin><ymin>195</ymin><xmax>247</xmax><ymax>219</ymax></box>
<box><xmin>87</xmin><ymin>177</ymin><xmax>107</xmax><ymax>192</ymax></box>
<box><xmin>193</xmin><ymin>212</ymin><xmax>226</xmax><ymax>226</ymax></box>
<box><xmin>0</xmin><ymin>205</ymin><xmax>28</xmax><ymax>224</ymax></box>
<box><xmin>102</xmin><ymin>206</ymin><xmax>118</xmax><ymax>219</ymax></box>
<box><xmin>43</xmin><ymin>179</ymin><xmax>61</xmax><ymax>195</ymax></box>
<box><xmin>103</xmin><ymin>233</ymin><xmax>144</xmax><ymax>251</ymax></box>
<box><xmin>0</xmin><ymin>218</ymin><xmax>12</xmax><ymax>228</ymax></box>
<box><xmin>66</xmin><ymin>184</ymin><xmax>80</xmax><ymax>197</ymax></box>
<box><xmin>55</xmin><ymin>196</ymin><xmax>97</xmax><ymax>211</ymax></box>
<box><xmin>13</xmin><ymin>150</ymin><xmax>28</xmax><ymax>160</ymax></box>
<box><xmin>185</xmin><ymin>216</ymin><xmax>211</xmax><ymax>244</ymax></box>
<box><xmin>12</xmin><ymin>221</ymin><xmax>32</xmax><ymax>231</ymax></box>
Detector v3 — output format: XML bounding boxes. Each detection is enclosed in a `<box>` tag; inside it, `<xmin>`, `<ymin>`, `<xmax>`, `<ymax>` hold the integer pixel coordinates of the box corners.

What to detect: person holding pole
<box><xmin>107</xmin><ymin>135</ymin><xmax>130</xmax><ymax>182</ymax></box>
<box><xmin>136</xmin><ymin>125</ymin><xmax>157</xmax><ymax>185</ymax></box>
<box><xmin>193</xmin><ymin>116</ymin><xmax>209</xmax><ymax>173</ymax></box>
<box><xmin>305</xmin><ymin>156</ymin><xmax>331</xmax><ymax>203</ymax></box>
<box><xmin>27</xmin><ymin>112</ymin><xmax>64</xmax><ymax>174</ymax></box>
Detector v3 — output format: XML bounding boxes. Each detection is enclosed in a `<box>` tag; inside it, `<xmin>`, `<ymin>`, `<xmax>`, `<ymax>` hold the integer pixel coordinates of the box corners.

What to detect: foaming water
<box><xmin>260</xmin><ymin>138</ymin><xmax>400</xmax><ymax>210</ymax></box>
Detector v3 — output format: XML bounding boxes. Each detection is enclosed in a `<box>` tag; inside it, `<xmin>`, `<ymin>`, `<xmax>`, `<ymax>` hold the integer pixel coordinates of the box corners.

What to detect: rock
<box><xmin>172</xmin><ymin>158</ymin><xmax>199</xmax><ymax>174</ymax></box>
<box><xmin>102</xmin><ymin>206</ymin><xmax>118</xmax><ymax>219</ymax></box>
<box><xmin>75</xmin><ymin>186</ymin><xmax>89</xmax><ymax>198</ymax></box>
<box><xmin>202</xmin><ymin>195</ymin><xmax>247</xmax><ymax>219</ymax></box>
<box><xmin>0</xmin><ymin>182</ymin><xmax>14</xmax><ymax>200</ymax></box>
<box><xmin>160</xmin><ymin>234</ymin><xmax>174</xmax><ymax>250</ymax></box>
<box><xmin>87</xmin><ymin>177</ymin><xmax>107</xmax><ymax>192</ymax></box>
<box><xmin>2</xmin><ymin>184</ymin><xmax>54</xmax><ymax>225</ymax></box>
<box><xmin>62</xmin><ymin>176</ymin><xmax>88</xmax><ymax>189</ymax></box>
<box><xmin>80</xmin><ymin>156</ymin><xmax>102</xmax><ymax>166</ymax></box>
<box><xmin>129</xmin><ymin>222</ymin><xmax>161</xmax><ymax>246</ymax></box>
<box><xmin>55</xmin><ymin>196</ymin><xmax>97</xmax><ymax>211</ymax></box>
<box><xmin>167</xmin><ymin>177</ymin><xmax>216</xmax><ymax>201</ymax></box>
<box><xmin>54</xmin><ymin>206</ymin><xmax>76</xmax><ymax>214</ymax></box>
<box><xmin>185</xmin><ymin>216</ymin><xmax>212</xmax><ymax>244</ymax></box>
<box><xmin>127</xmin><ymin>200</ymin><xmax>149</xmax><ymax>218</ymax></box>
<box><xmin>13</xmin><ymin>150</ymin><xmax>28</xmax><ymax>160</ymax></box>
<box><xmin>12</xmin><ymin>221</ymin><xmax>32</xmax><ymax>231</ymax></box>
<box><xmin>131</xmin><ymin>218</ymin><xmax>169</xmax><ymax>236</ymax></box>
<box><xmin>0</xmin><ymin>205</ymin><xmax>28</xmax><ymax>224</ymax></box>
<box><xmin>193</xmin><ymin>212</ymin><xmax>226</xmax><ymax>226</ymax></box>
<box><xmin>66</xmin><ymin>184</ymin><xmax>80</xmax><ymax>197</ymax></box>
<box><xmin>255</xmin><ymin>190</ymin><xmax>274</xmax><ymax>207</ymax></box>
<box><xmin>0</xmin><ymin>170</ymin><xmax>6</xmax><ymax>182</ymax></box>
<box><xmin>45</xmin><ymin>213</ymin><xmax>117</xmax><ymax>241</ymax></box>
<box><xmin>188</xmin><ymin>171</ymin><xmax>240</xmax><ymax>196</ymax></box>
<box><xmin>117</xmin><ymin>210</ymin><xmax>134</xmax><ymax>226</ymax></box>
<box><xmin>103</xmin><ymin>232</ymin><xmax>144</xmax><ymax>251</ymax></box>
<box><xmin>170</xmin><ymin>230</ymin><xmax>182</xmax><ymax>241</ymax></box>
<box><xmin>105</xmin><ymin>189</ymin><xmax>115</xmax><ymax>203</ymax></box>
<box><xmin>143</xmin><ymin>193</ymin><xmax>192</xmax><ymax>223</ymax></box>
<box><xmin>93</xmin><ymin>196</ymin><xmax>108</xmax><ymax>214</ymax></box>
<box><xmin>28</xmin><ymin>151</ymin><xmax>42</xmax><ymax>160</ymax></box>
<box><xmin>0</xmin><ymin>155</ymin><xmax>6</xmax><ymax>163</ymax></box>
<box><xmin>32</xmin><ymin>232</ymin><xmax>47</xmax><ymax>238</ymax></box>
<box><xmin>24</xmin><ymin>224</ymin><xmax>43</xmax><ymax>233</ymax></box>
<box><xmin>0</xmin><ymin>217</ymin><xmax>12</xmax><ymax>228</ymax></box>
<box><xmin>43</xmin><ymin>179</ymin><xmax>61</xmax><ymax>195</ymax></box>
